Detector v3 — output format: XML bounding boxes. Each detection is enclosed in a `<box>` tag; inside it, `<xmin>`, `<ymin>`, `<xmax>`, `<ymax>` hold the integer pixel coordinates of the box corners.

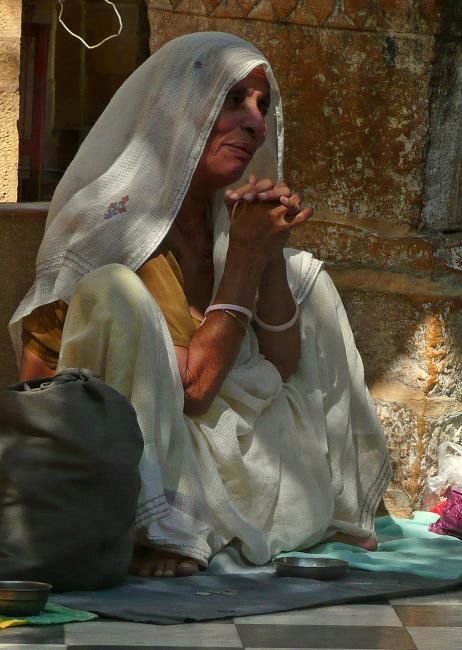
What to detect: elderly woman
<box><xmin>10</xmin><ymin>32</ymin><xmax>391</xmax><ymax>578</ymax></box>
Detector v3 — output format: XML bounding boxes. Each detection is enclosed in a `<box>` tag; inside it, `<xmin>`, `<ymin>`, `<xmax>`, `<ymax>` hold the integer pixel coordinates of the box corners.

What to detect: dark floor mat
<box><xmin>51</xmin><ymin>570</ymin><xmax>462</xmax><ymax>625</ymax></box>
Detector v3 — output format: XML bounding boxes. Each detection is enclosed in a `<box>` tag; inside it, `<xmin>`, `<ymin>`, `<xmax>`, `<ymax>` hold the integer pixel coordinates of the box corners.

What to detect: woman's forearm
<box><xmin>253</xmin><ymin>255</ymin><xmax>300</xmax><ymax>381</ymax></box>
<box><xmin>178</xmin><ymin>242</ymin><xmax>267</xmax><ymax>416</ymax></box>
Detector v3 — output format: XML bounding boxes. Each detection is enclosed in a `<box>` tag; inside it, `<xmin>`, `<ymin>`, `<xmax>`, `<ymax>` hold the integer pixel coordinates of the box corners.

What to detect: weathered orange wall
<box><xmin>0</xmin><ymin>0</ymin><xmax>22</xmax><ymax>201</ymax></box>
<box><xmin>146</xmin><ymin>0</ymin><xmax>462</xmax><ymax>515</ymax></box>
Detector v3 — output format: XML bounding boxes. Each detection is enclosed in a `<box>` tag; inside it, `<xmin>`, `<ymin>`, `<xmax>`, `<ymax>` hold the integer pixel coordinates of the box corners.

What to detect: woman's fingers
<box><xmin>267</xmin><ymin>203</ymin><xmax>313</xmax><ymax>227</ymax></box>
<box><xmin>278</xmin><ymin>192</ymin><xmax>313</xmax><ymax>224</ymax></box>
<box><xmin>257</xmin><ymin>181</ymin><xmax>292</xmax><ymax>202</ymax></box>
<box><xmin>226</xmin><ymin>179</ymin><xmax>306</xmax><ymax>208</ymax></box>
<box><xmin>280</xmin><ymin>192</ymin><xmax>303</xmax><ymax>212</ymax></box>
<box><xmin>224</xmin><ymin>177</ymin><xmax>275</xmax><ymax>205</ymax></box>
<box><xmin>284</xmin><ymin>206</ymin><xmax>314</xmax><ymax>227</ymax></box>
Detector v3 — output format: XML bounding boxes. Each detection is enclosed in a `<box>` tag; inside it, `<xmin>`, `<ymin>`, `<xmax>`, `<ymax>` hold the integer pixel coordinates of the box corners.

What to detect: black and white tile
<box><xmin>0</xmin><ymin>589</ymin><xmax>461</xmax><ymax>649</ymax></box>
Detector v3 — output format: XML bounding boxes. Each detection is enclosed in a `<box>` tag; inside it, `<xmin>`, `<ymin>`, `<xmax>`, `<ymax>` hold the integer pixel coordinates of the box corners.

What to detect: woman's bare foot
<box><xmin>327</xmin><ymin>532</ymin><xmax>378</xmax><ymax>550</ymax></box>
<box><xmin>130</xmin><ymin>545</ymin><xmax>200</xmax><ymax>577</ymax></box>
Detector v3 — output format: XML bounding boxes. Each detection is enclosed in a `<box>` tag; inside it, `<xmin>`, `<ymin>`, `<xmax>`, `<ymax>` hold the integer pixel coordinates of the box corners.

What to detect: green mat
<box><xmin>0</xmin><ymin>602</ymin><xmax>97</xmax><ymax>629</ymax></box>
<box><xmin>278</xmin><ymin>511</ymin><xmax>462</xmax><ymax>580</ymax></box>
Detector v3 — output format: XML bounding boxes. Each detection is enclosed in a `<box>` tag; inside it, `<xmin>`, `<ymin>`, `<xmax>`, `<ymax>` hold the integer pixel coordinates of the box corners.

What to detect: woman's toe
<box><xmin>176</xmin><ymin>560</ymin><xmax>199</xmax><ymax>577</ymax></box>
<box><xmin>163</xmin><ymin>558</ymin><xmax>177</xmax><ymax>577</ymax></box>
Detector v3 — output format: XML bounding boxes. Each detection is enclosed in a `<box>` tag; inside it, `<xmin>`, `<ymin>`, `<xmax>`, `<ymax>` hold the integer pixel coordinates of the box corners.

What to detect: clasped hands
<box><xmin>224</xmin><ymin>174</ymin><xmax>313</xmax><ymax>262</ymax></box>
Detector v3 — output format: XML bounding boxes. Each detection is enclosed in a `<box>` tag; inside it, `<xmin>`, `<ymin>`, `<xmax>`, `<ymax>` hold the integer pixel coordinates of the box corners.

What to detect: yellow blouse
<box><xmin>22</xmin><ymin>247</ymin><xmax>198</xmax><ymax>369</ymax></box>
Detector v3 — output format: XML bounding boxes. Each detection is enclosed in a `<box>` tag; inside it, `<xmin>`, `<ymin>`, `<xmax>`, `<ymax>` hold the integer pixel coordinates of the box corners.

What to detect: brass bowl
<box><xmin>274</xmin><ymin>557</ymin><xmax>349</xmax><ymax>580</ymax></box>
<box><xmin>0</xmin><ymin>581</ymin><xmax>52</xmax><ymax>617</ymax></box>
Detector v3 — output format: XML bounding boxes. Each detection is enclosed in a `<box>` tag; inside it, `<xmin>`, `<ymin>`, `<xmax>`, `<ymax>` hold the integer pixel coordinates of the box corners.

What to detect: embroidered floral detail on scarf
<box><xmin>104</xmin><ymin>195</ymin><xmax>129</xmax><ymax>219</ymax></box>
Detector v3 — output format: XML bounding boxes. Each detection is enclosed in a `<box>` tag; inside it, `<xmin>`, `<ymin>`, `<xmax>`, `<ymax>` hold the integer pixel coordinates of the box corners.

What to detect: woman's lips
<box><xmin>224</xmin><ymin>144</ymin><xmax>254</xmax><ymax>159</ymax></box>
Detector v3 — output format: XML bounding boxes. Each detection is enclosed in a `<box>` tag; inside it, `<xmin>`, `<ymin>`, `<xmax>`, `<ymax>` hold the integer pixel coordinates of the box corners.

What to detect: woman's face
<box><xmin>192</xmin><ymin>66</ymin><xmax>271</xmax><ymax>193</ymax></box>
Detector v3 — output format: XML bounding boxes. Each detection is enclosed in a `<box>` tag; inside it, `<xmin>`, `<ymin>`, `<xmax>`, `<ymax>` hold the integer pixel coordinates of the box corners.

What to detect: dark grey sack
<box><xmin>0</xmin><ymin>369</ymin><xmax>143</xmax><ymax>591</ymax></box>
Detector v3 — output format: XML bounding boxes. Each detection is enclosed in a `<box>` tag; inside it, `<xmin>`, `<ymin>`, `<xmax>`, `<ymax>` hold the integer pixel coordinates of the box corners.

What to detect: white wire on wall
<box><xmin>57</xmin><ymin>0</ymin><xmax>123</xmax><ymax>49</ymax></box>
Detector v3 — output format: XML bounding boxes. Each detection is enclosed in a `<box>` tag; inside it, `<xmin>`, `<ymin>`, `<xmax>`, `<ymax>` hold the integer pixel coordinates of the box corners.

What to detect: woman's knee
<box><xmin>73</xmin><ymin>264</ymin><xmax>149</xmax><ymax>312</ymax></box>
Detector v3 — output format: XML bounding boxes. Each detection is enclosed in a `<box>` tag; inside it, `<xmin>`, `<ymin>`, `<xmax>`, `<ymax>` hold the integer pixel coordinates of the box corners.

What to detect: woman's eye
<box><xmin>259</xmin><ymin>102</ymin><xmax>269</xmax><ymax>117</ymax></box>
<box><xmin>226</xmin><ymin>93</ymin><xmax>243</xmax><ymax>106</ymax></box>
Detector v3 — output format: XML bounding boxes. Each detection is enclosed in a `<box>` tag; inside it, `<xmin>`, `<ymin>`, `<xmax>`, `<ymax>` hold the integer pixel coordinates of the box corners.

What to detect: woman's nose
<box><xmin>241</xmin><ymin>100</ymin><xmax>266</xmax><ymax>143</ymax></box>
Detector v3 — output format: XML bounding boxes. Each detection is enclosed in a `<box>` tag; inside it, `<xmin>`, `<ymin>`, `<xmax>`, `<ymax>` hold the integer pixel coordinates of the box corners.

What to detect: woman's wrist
<box><xmin>258</xmin><ymin>253</ymin><xmax>288</xmax><ymax>296</ymax></box>
<box><xmin>255</xmin><ymin>254</ymin><xmax>296</xmax><ymax>325</ymax></box>
<box><xmin>261</xmin><ymin>253</ymin><xmax>286</xmax><ymax>278</ymax></box>
<box><xmin>215</xmin><ymin>241</ymin><xmax>267</xmax><ymax>310</ymax></box>
<box><xmin>227</xmin><ymin>237</ymin><xmax>268</xmax><ymax>263</ymax></box>
<box><xmin>253</xmin><ymin>302</ymin><xmax>299</xmax><ymax>332</ymax></box>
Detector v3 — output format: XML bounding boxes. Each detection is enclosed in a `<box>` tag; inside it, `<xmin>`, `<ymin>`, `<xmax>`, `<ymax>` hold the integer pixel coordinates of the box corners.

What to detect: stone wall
<box><xmin>0</xmin><ymin>0</ymin><xmax>22</xmax><ymax>201</ymax></box>
<box><xmin>146</xmin><ymin>0</ymin><xmax>462</xmax><ymax>516</ymax></box>
<box><xmin>0</xmin><ymin>206</ymin><xmax>46</xmax><ymax>389</ymax></box>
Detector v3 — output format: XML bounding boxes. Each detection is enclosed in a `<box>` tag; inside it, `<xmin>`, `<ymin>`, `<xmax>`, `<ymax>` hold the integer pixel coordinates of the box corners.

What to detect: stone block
<box><xmin>428</xmin><ymin>413</ymin><xmax>462</xmax><ymax>462</ymax></box>
<box><xmin>0</xmin><ymin>1</ymin><xmax>20</xmax><ymax>203</ymax></box>
<box><xmin>175</xmin><ymin>0</ymin><xmax>208</xmax><ymax>15</ymax></box>
<box><xmin>150</xmin><ymin>0</ymin><xmax>174</xmax><ymax>11</ymax></box>
<box><xmin>0</xmin><ymin>38</ymin><xmax>20</xmax><ymax>91</ymax></box>
<box><xmin>270</xmin><ymin>0</ymin><xmax>300</xmax><ymax>23</ymax></box>
<box><xmin>343</xmin><ymin>0</ymin><xmax>375</xmax><ymax>30</ymax></box>
<box><xmin>292</xmin><ymin>218</ymin><xmax>436</xmax><ymax>274</ymax></box>
<box><xmin>377</xmin><ymin>0</ymin><xmax>415</xmax><ymax>32</ymax></box>
<box><xmin>281</xmin><ymin>29</ymin><xmax>433</xmax><ymax>228</ymax></box>
<box><xmin>0</xmin><ymin>208</ymin><xmax>47</xmax><ymax>389</ymax></box>
<box><xmin>0</xmin><ymin>89</ymin><xmax>20</xmax><ymax>202</ymax></box>
<box><xmin>421</xmin><ymin>41</ymin><xmax>462</xmax><ymax>233</ymax></box>
<box><xmin>345</xmin><ymin>0</ymin><xmax>442</xmax><ymax>34</ymax></box>
<box><xmin>336</xmin><ymin>287</ymin><xmax>429</xmax><ymax>392</ymax></box>
<box><xmin>438</xmin><ymin>0</ymin><xmax>462</xmax><ymax>38</ymax></box>
<box><xmin>374</xmin><ymin>398</ymin><xmax>421</xmax><ymax>517</ymax></box>
<box><xmin>305</xmin><ymin>0</ymin><xmax>335</xmax><ymax>24</ymax></box>
<box><xmin>148</xmin><ymin>0</ymin><xmax>444</xmax><ymax>33</ymax></box>
<box><xmin>210</xmin><ymin>0</ymin><xmax>255</xmax><ymax>18</ymax></box>
<box><xmin>247</xmin><ymin>0</ymin><xmax>276</xmax><ymax>22</ymax></box>
<box><xmin>427</xmin><ymin>304</ymin><xmax>462</xmax><ymax>401</ymax></box>
<box><xmin>370</xmin><ymin>382</ymin><xmax>462</xmax><ymax>515</ymax></box>
<box><xmin>435</xmin><ymin>236</ymin><xmax>462</xmax><ymax>274</ymax></box>
<box><xmin>0</xmin><ymin>0</ymin><xmax>22</xmax><ymax>37</ymax></box>
<box><xmin>287</xmin><ymin>1</ymin><xmax>327</xmax><ymax>27</ymax></box>
<box><xmin>331</xmin><ymin>277</ymin><xmax>462</xmax><ymax>394</ymax></box>
<box><xmin>201</xmin><ymin>0</ymin><xmax>221</xmax><ymax>14</ymax></box>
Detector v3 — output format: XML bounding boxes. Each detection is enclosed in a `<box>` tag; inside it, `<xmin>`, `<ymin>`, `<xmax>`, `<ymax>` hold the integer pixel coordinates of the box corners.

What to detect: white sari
<box><xmin>52</xmin><ymin>248</ymin><xmax>390</xmax><ymax>566</ymax></box>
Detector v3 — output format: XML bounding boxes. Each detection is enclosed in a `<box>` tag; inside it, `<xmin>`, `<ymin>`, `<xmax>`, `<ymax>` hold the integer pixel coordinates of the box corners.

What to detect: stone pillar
<box><xmin>0</xmin><ymin>0</ymin><xmax>22</xmax><ymax>201</ymax></box>
<box><xmin>145</xmin><ymin>1</ymin><xmax>462</xmax><ymax>516</ymax></box>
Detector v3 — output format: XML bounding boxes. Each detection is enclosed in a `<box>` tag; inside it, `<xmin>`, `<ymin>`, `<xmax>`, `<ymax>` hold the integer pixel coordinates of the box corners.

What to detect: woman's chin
<box><xmin>214</xmin><ymin>164</ymin><xmax>251</xmax><ymax>190</ymax></box>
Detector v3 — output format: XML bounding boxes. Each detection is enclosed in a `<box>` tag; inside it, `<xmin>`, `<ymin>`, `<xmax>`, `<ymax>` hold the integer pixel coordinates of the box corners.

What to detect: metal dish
<box><xmin>274</xmin><ymin>557</ymin><xmax>349</xmax><ymax>580</ymax></box>
<box><xmin>0</xmin><ymin>581</ymin><xmax>51</xmax><ymax>617</ymax></box>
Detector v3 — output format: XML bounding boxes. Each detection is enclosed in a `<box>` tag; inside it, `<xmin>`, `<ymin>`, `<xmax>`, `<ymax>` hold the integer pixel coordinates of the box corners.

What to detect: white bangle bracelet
<box><xmin>253</xmin><ymin>302</ymin><xmax>299</xmax><ymax>332</ymax></box>
<box><xmin>205</xmin><ymin>303</ymin><xmax>253</xmax><ymax>320</ymax></box>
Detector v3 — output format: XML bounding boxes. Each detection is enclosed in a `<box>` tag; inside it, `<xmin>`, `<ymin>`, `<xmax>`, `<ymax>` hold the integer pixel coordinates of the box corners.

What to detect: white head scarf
<box><xmin>10</xmin><ymin>32</ymin><xmax>284</xmax><ymax>359</ymax></box>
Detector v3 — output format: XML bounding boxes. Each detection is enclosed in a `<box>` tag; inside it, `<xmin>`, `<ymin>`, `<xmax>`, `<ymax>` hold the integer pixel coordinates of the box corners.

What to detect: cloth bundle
<box><xmin>429</xmin><ymin>487</ymin><xmax>462</xmax><ymax>540</ymax></box>
<box><xmin>0</xmin><ymin>369</ymin><xmax>143</xmax><ymax>591</ymax></box>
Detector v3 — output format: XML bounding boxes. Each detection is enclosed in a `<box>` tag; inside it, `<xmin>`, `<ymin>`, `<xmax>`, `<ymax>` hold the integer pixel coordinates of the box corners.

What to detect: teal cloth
<box><xmin>278</xmin><ymin>512</ymin><xmax>462</xmax><ymax>580</ymax></box>
<box><xmin>0</xmin><ymin>602</ymin><xmax>97</xmax><ymax>627</ymax></box>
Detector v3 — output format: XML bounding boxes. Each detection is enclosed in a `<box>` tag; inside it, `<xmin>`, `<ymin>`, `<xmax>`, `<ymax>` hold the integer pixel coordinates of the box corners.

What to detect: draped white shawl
<box><xmin>10</xmin><ymin>31</ymin><xmax>291</xmax><ymax>357</ymax></box>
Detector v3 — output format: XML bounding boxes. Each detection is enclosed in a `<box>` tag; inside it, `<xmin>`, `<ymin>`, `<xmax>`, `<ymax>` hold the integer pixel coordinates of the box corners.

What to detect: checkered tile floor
<box><xmin>1</xmin><ymin>589</ymin><xmax>461</xmax><ymax>649</ymax></box>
